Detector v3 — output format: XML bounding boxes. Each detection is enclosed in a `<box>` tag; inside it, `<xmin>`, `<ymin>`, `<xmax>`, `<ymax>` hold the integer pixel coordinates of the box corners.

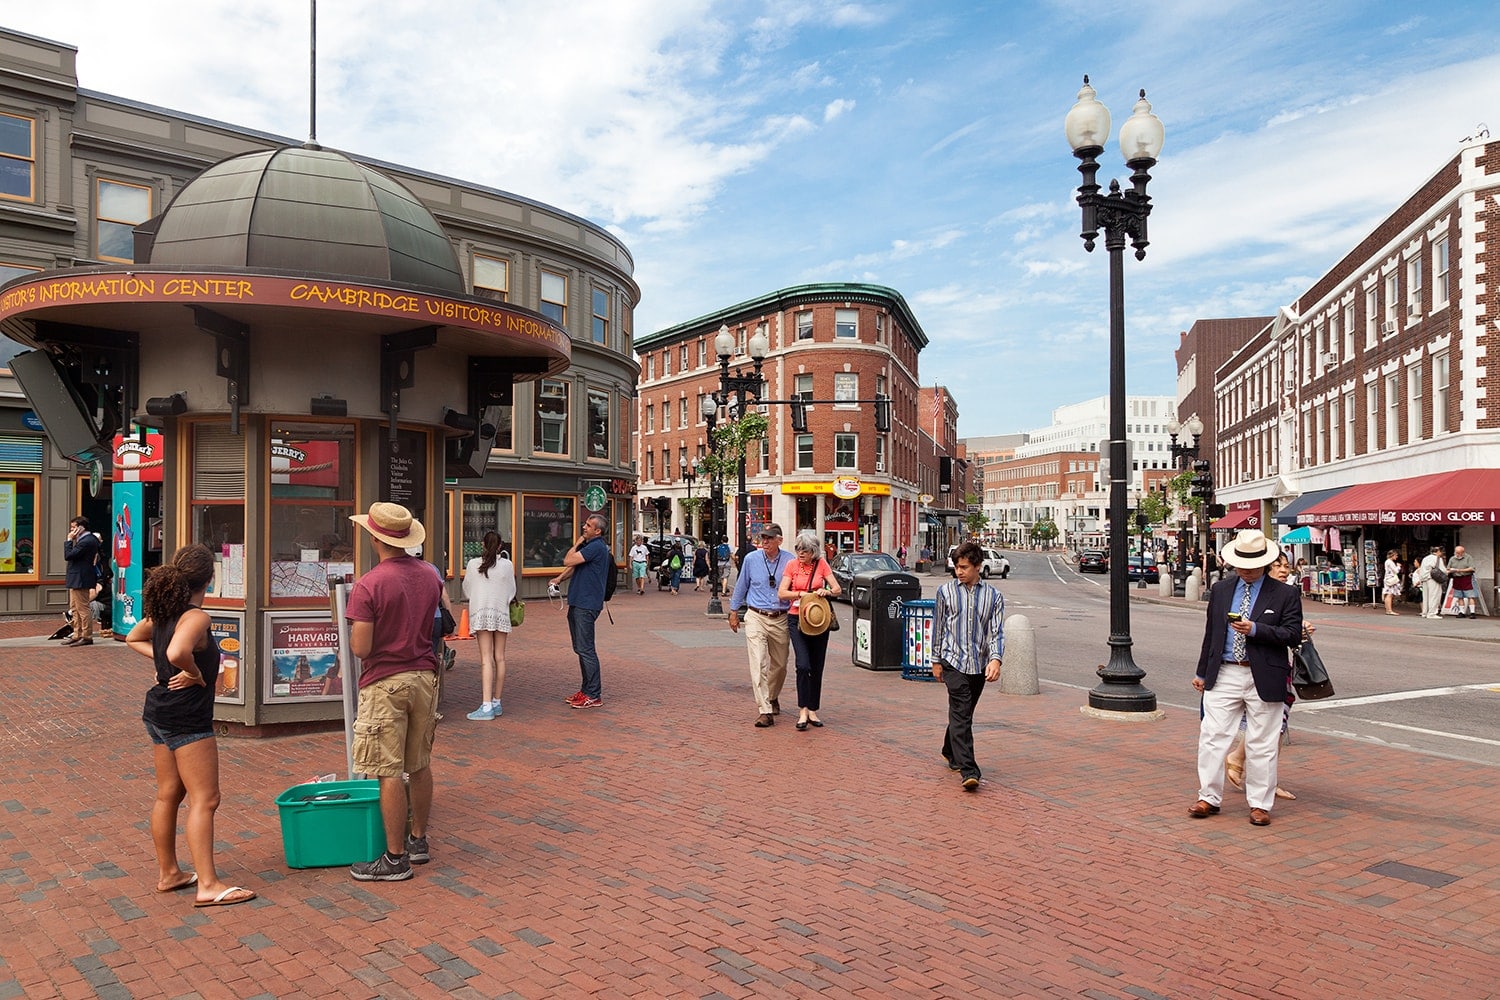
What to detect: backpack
<box><xmin>668</xmin><ymin>551</ymin><xmax>683</xmax><ymax>571</ymax></box>
<box><xmin>604</xmin><ymin>557</ymin><xmax>618</xmax><ymax>602</ymax></box>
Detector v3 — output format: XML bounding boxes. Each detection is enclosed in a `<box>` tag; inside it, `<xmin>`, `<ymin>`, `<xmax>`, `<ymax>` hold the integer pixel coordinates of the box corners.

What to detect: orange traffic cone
<box><xmin>452</xmin><ymin>607</ymin><xmax>473</xmax><ymax>640</ymax></box>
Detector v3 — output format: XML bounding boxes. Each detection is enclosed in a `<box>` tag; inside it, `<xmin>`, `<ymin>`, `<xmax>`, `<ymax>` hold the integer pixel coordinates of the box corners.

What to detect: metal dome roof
<box><xmin>147</xmin><ymin>145</ymin><xmax>465</xmax><ymax>293</ymax></box>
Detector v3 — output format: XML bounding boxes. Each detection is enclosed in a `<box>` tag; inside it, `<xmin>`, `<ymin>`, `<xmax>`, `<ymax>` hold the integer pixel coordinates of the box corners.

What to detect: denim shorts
<box><xmin>143</xmin><ymin>719</ymin><xmax>215</xmax><ymax>751</ymax></box>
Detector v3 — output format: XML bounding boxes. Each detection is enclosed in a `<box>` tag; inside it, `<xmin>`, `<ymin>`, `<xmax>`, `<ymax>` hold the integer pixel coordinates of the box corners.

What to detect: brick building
<box><xmin>635</xmin><ymin>283</ymin><xmax>937</xmax><ymax>555</ymax></box>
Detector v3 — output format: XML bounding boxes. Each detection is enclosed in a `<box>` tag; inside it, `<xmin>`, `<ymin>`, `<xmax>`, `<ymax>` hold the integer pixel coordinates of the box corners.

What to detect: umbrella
<box><xmin>1280</xmin><ymin>526</ymin><xmax>1314</xmax><ymax>545</ymax></box>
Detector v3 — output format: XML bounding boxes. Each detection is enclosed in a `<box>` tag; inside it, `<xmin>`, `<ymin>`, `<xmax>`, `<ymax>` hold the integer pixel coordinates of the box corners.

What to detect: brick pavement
<box><xmin>1</xmin><ymin>593</ymin><xmax>1497</xmax><ymax>999</ymax></box>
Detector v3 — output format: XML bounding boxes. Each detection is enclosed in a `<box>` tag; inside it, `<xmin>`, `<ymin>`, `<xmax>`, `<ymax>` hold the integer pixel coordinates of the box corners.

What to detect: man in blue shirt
<box><xmin>551</xmin><ymin>513</ymin><xmax>611</xmax><ymax>709</ymax></box>
<box><xmin>727</xmin><ymin>524</ymin><xmax>795</xmax><ymax>728</ymax></box>
<box><xmin>932</xmin><ymin>541</ymin><xmax>1005</xmax><ymax>791</ymax></box>
<box><xmin>1191</xmin><ymin>529</ymin><xmax>1303</xmax><ymax>826</ymax></box>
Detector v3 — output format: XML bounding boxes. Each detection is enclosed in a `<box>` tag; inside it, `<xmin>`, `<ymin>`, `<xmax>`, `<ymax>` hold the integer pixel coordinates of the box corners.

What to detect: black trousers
<box><xmin>788</xmin><ymin>621</ymin><xmax>830</xmax><ymax>711</ymax></box>
<box><xmin>941</xmin><ymin>669</ymin><xmax>987</xmax><ymax>780</ymax></box>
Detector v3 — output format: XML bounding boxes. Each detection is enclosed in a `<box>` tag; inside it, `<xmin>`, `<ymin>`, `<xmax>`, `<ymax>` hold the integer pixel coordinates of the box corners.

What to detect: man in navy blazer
<box><xmin>62</xmin><ymin>515</ymin><xmax>102</xmax><ymax>647</ymax></box>
<box><xmin>1189</xmin><ymin>529</ymin><xmax>1303</xmax><ymax>827</ymax></box>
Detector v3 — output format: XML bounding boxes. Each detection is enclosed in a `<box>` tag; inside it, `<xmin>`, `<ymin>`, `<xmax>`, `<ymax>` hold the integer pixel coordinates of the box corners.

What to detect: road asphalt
<box><xmin>0</xmin><ymin>587</ymin><xmax>1496</xmax><ymax>999</ymax></box>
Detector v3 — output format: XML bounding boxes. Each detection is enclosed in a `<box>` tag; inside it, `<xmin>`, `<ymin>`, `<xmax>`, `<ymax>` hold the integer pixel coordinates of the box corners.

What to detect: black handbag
<box><xmin>1291</xmin><ymin>639</ymin><xmax>1334</xmax><ymax>700</ymax></box>
<box><xmin>437</xmin><ymin>606</ymin><xmax>457</xmax><ymax>638</ymax></box>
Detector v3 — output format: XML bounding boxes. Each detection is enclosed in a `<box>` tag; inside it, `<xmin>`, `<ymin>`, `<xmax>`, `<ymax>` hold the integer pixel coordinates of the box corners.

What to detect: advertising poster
<box><xmin>0</xmin><ymin>481</ymin><xmax>14</xmax><ymax>573</ymax></box>
<box><xmin>265</xmin><ymin>615</ymin><xmax>343</xmax><ymax>702</ymax></box>
<box><xmin>112</xmin><ymin>428</ymin><xmax>165</xmax><ymax>482</ymax></box>
<box><xmin>210</xmin><ymin>613</ymin><xmax>245</xmax><ymax>705</ymax></box>
<box><xmin>111</xmin><ymin>481</ymin><xmax>144</xmax><ymax>637</ymax></box>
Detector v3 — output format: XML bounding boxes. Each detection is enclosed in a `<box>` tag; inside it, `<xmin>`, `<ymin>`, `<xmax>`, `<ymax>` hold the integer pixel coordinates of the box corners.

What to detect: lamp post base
<box><xmin>1088</xmin><ymin>639</ymin><xmax>1158</xmax><ymax>713</ymax></box>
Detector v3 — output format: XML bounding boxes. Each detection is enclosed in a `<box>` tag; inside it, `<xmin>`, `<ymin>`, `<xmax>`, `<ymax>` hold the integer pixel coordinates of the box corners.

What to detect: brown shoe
<box><xmin>771</xmin><ymin>699</ymin><xmax>781</xmax><ymax>716</ymax></box>
<box><xmin>1249</xmin><ymin>808</ymin><xmax>1272</xmax><ymax>826</ymax></box>
<box><xmin>754</xmin><ymin>713</ymin><xmax>774</xmax><ymax>728</ymax></box>
<box><xmin>1187</xmin><ymin>800</ymin><xmax>1220</xmax><ymax>818</ymax></box>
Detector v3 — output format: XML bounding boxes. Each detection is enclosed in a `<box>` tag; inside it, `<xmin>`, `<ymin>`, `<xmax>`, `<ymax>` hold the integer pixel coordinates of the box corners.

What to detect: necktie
<box><xmin>1232</xmin><ymin>583</ymin><xmax>1252</xmax><ymax>661</ymax></box>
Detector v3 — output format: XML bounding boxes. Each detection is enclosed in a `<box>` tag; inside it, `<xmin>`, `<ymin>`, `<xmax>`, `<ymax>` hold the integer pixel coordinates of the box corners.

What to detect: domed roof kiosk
<box><xmin>0</xmin><ymin>145</ymin><xmax>570</xmax><ymax>733</ymax></box>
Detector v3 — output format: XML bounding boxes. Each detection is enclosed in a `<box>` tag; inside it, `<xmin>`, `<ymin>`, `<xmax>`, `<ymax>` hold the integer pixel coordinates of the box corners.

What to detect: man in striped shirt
<box><xmin>932</xmin><ymin>540</ymin><xmax>1005</xmax><ymax>792</ymax></box>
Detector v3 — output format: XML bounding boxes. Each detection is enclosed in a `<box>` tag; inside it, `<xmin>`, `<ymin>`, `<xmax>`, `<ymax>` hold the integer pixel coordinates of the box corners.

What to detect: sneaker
<box><xmin>405</xmin><ymin>835</ymin><xmax>430</xmax><ymax>864</ymax></box>
<box><xmin>351</xmin><ymin>852</ymin><xmax>413</xmax><ymax>881</ymax></box>
<box><xmin>466</xmin><ymin>706</ymin><xmax>495</xmax><ymax>721</ymax></box>
<box><xmin>962</xmin><ymin>776</ymin><xmax>980</xmax><ymax>792</ymax></box>
<box><xmin>492</xmin><ymin>699</ymin><xmax>502</xmax><ymax>717</ymax></box>
<box><xmin>571</xmin><ymin>695</ymin><xmax>603</xmax><ymax>709</ymax></box>
<box><xmin>564</xmin><ymin>691</ymin><xmax>587</xmax><ymax>706</ymax></box>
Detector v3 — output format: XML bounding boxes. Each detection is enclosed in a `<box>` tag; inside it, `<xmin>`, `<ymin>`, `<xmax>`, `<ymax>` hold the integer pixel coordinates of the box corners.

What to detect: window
<box><xmin>1</xmin><ymin>113</ymin><xmax>36</xmax><ymax>201</ymax></box>
<box><xmin>1433</xmin><ymin>238</ymin><xmax>1450</xmax><ymax>309</ymax></box>
<box><xmin>1384</xmin><ymin>372</ymin><xmax>1400</xmax><ymax>446</ymax></box>
<box><xmin>834</xmin><ymin>372</ymin><xmax>858</xmax><ymax>404</ymax></box>
<box><xmin>1343</xmin><ymin>390</ymin><xmax>1356</xmax><ymax>458</ymax></box>
<box><xmin>794</xmin><ymin>373</ymin><xmax>813</xmax><ymax>401</ymax></box>
<box><xmin>1383</xmin><ymin>273</ymin><xmax>1399</xmax><ymax>331</ymax></box>
<box><xmin>1406</xmin><ymin>257</ymin><xmax>1422</xmax><ymax>320</ymax></box>
<box><xmin>1365</xmin><ymin>383</ymin><xmax>1379</xmax><ymax>453</ymax></box>
<box><xmin>522</xmin><ymin>495</ymin><xmax>577</xmax><ymax>570</ymax></box>
<box><xmin>533</xmin><ymin>379</ymin><xmax>569</xmax><ymax>454</ymax></box>
<box><xmin>1407</xmin><ymin>362</ymin><xmax>1422</xmax><ymax>442</ymax></box>
<box><xmin>759</xmin><ymin>437</ymin><xmax>770</xmax><ymax>473</ymax></box>
<box><xmin>1314</xmin><ymin>405</ymin><xmax>1326</xmax><ymax>465</ymax></box>
<box><xmin>1342</xmin><ymin>302</ymin><xmax>1356</xmax><ymax>359</ymax></box>
<box><xmin>591</xmin><ymin>288</ymin><xmax>609</xmax><ymax>344</ymax></box>
<box><xmin>875</xmin><ymin>436</ymin><xmax>886</xmax><ymax>471</ymax></box>
<box><xmin>1433</xmin><ymin>351</ymin><xmax>1450</xmax><ymax>434</ymax></box>
<box><xmin>875</xmin><ymin>314</ymin><xmax>885</xmax><ymax>343</ymax></box>
<box><xmin>1365</xmin><ymin>287</ymin><xmax>1378</xmax><ymax>346</ymax></box>
<box><xmin>587</xmin><ymin>388</ymin><xmax>610</xmax><ymax>460</ymax></box>
<box><xmin>678</xmin><ymin>397</ymin><xmax>687</xmax><ymax>429</ymax></box>
<box><xmin>646</xmin><ymin>355</ymin><xmax>655</xmax><ymax>380</ymax></box>
<box><xmin>492</xmin><ymin>399</ymin><xmax>514</xmax><ymax>451</ymax></box>
<box><xmin>97</xmin><ymin>179</ymin><xmax>152</xmax><ymax>262</ymax></box>
<box><xmin>473</xmin><ymin>254</ymin><xmax>509</xmax><ymax>301</ymax></box>
<box><xmin>698</xmin><ymin>339</ymin><xmax>706</xmax><ymax>366</ymax></box>
<box><xmin>796</xmin><ymin>434</ymin><xmax>814</xmax><ymax>470</ymax></box>
<box><xmin>694</xmin><ymin>392</ymin><xmax>705</xmax><ymax>425</ymax></box>
<box><xmin>680</xmin><ymin>343</ymin><xmax>689</xmax><ymax>369</ymax></box>
<box><xmin>834</xmin><ymin>309</ymin><xmax>858</xmax><ymax>339</ymax></box>
<box><xmin>646</xmin><ymin>450</ymin><xmax>655</xmax><ymax>481</ymax></box>
<box><xmin>796</xmin><ymin>312</ymin><xmax>813</xmax><ymax>341</ymax></box>
<box><xmin>835</xmin><ymin>434</ymin><xmax>857</xmax><ymax>469</ymax></box>
<box><xmin>191</xmin><ymin>423</ymin><xmax>247</xmax><ymax>588</ymax></box>
<box><xmin>1328</xmin><ymin>396</ymin><xmax>1340</xmax><ymax>461</ymax></box>
<box><xmin>0</xmin><ymin>474</ymin><xmax>39</xmax><ymax>579</ymax></box>
<box><xmin>540</xmin><ymin>270</ymin><xmax>567</xmax><ymax>325</ymax></box>
<box><xmin>645</xmin><ymin>403</ymin><xmax>654</xmax><ymax>433</ymax></box>
<box><xmin>661</xmin><ymin>395</ymin><xmax>672</xmax><ymax>431</ymax></box>
<box><xmin>266</xmin><ymin>421</ymin><xmax>356</xmax><ymax>602</ymax></box>
<box><xmin>661</xmin><ymin>349</ymin><xmax>671</xmax><ymax>377</ymax></box>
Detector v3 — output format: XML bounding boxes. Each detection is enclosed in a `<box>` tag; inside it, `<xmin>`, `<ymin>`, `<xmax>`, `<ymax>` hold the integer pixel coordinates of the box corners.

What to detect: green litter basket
<box><xmin>275</xmin><ymin>779</ymin><xmax>384</xmax><ymax>868</ymax></box>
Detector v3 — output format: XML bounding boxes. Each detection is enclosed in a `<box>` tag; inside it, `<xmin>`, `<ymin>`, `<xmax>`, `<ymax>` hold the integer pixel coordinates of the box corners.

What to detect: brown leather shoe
<box><xmin>1249</xmin><ymin>808</ymin><xmax>1271</xmax><ymax>826</ymax></box>
<box><xmin>1187</xmin><ymin>800</ymin><xmax>1220</xmax><ymax>818</ymax></box>
<box><xmin>771</xmin><ymin>699</ymin><xmax>781</xmax><ymax>716</ymax></box>
<box><xmin>754</xmin><ymin>713</ymin><xmax>774</xmax><ymax>728</ymax></box>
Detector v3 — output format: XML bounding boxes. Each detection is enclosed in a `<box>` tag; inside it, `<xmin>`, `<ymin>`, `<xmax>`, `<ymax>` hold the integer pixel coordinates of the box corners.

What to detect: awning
<box><xmin>1298</xmin><ymin>469</ymin><xmax>1500</xmax><ymax>526</ymax></box>
<box><xmin>1210</xmin><ymin>506</ymin><xmax>1261</xmax><ymax>531</ymax></box>
<box><xmin>1273</xmin><ymin>487</ymin><xmax>1348</xmax><ymax>525</ymax></box>
<box><xmin>1278</xmin><ymin>525</ymin><xmax>1315</xmax><ymax>545</ymax></box>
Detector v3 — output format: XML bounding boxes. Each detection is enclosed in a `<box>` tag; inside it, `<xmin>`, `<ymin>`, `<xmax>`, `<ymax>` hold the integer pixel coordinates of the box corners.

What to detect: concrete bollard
<box><xmin>1000</xmin><ymin>613</ymin><xmax>1040</xmax><ymax>695</ymax></box>
<box><xmin>1158</xmin><ymin>570</ymin><xmax>1173</xmax><ymax>598</ymax></box>
<box><xmin>1185</xmin><ymin>573</ymin><xmax>1201</xmax><ymax>602</ymax></box>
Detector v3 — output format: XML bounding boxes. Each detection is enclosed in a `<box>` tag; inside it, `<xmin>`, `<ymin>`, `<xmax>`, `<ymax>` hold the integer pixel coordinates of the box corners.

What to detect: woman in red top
<box><xmin>777</xmin><ymin>530</ymin><xmax>842</xmax><ymax>731</ymax></box>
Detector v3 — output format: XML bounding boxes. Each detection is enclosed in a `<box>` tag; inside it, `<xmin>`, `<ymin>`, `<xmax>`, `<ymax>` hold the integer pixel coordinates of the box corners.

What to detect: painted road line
<box><xmin>1296</xmin><ymin>682</ymin><xmax>1500</xmax><ymax>712</ymax></box>
<box><xmin>1339</xmin><ymin>718</ymin><xmax>1500</xmax><ymax>748</ymax></box>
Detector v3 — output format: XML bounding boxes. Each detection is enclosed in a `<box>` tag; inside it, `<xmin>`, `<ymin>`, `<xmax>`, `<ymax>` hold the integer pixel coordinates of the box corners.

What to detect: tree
<box><xmin>1031</xmin><ymin>518</ymin><xmax>1059</xmax><ymax>547</ymax></box>
<box><xmin>962</xmin><ymin>493</ymin><xmax>989</xmax><ymax>537</ymax></box>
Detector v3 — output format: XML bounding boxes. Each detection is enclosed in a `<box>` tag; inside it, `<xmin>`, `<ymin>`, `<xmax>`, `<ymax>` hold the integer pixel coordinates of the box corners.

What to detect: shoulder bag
<box><xmin>797</xmin><ymin>559</ymin><xmax>839</xmax><ymax>635</ymax></box>
<box><xmin>1291</xmin><ymin>638</ymin><xmax>1334</xmax><ymax>700</ymax></box>
<box><xmin>509</xmin><ymin>597</ymin><xmax>526</xmax><ymax>627</ymax></box>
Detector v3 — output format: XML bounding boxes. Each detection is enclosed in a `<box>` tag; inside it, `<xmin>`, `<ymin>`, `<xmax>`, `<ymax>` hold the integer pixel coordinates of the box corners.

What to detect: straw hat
<box><xmin>350</xmin><ymin>501</ymin><xmax>425</xmax><ymax>549</ymax></box>
<box><xmin>799</xmin><ymin>593</ymin><xmax>834</xmax><ymax>636</ymax></box>
<box><xmin>1220</xmin><ymin>529</ymin><xmax>1280</xmax><ymax>570</ymax></box>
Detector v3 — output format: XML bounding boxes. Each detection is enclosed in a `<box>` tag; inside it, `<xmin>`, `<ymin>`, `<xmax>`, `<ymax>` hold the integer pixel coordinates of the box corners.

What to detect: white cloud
<box><xmin>824</xmin><ymin>98</ymin><xmax>856</xmax><ymax>122</ymax></box>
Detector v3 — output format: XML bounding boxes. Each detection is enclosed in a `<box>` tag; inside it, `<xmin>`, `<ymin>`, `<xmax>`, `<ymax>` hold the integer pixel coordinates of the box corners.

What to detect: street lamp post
<box><xmin>1067</xmin><ymin>75</ymin><xmax>1164</xmax><ymax>715</ymax></box>
<box><xmin>714</xmin><ymin>323</ymin><xmax>769</xmax><ymax>556</ymax></box>
<box><xmin>1167</xmin><ymin>412</ymin><xmax>1203</xmax><ymax>591</ymax></box>
<box><xmin>701</xmin><ymin>393</ymin><xmax>725</xmax><ymax>616</ymax></box>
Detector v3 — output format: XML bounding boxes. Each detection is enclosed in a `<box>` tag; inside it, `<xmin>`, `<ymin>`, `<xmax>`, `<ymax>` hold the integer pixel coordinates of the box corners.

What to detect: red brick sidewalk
<box><xmin>1</xmin><ymin>596</ymin><xmax>1496</xmax><ymax>998</ymax></box>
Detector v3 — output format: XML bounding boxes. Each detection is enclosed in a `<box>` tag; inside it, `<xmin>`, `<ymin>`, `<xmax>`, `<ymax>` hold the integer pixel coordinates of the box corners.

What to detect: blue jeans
<box><xmin>567</xmin><ymin>605</ymin><xmax>602</xmax><ymax>698</ymax></box>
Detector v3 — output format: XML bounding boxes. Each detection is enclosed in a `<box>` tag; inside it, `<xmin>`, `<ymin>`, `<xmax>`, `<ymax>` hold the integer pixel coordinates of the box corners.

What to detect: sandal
<box><xmin>1274</xmin><ymin>786</ymin><xmax>1297</xmax><ymax>800</ymax></box>
<box><xmin>194</xmin><ymin>886</ymin><xmax>256</xmax><ymax>908</ymax></box>
<box><xmin>1225</xmin><ymin>761</ymin><xmax>1245</xmax><ymax>789</ymax></box>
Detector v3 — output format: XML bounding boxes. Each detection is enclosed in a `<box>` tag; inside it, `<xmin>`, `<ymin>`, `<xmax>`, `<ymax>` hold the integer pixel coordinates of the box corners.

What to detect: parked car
<box><xmin>1079</xmin><ymin>549</ymin><xmax>1109</xmax><ymax>573</ymax></box>
<box><xmin>978</xmin><ymin>547</ymin><xmax>1010</xmax><ymax>579</ymax></box>
<box><xmin>1126</xmin><ymin>556</ymin><xmax>1160</xmax><ymax>583</ymax></box>
<box><xmin>828</xmin><ymin>551</ymin><xmax>902</xmax><ymax>601</ymax></box>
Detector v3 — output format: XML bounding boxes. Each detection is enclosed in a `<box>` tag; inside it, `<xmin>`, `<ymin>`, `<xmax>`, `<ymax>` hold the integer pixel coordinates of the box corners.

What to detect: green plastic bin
<box><xmin>275</xmin><ymin>779</ymin><xmax>384</xmax><ymax>868</ymax></box>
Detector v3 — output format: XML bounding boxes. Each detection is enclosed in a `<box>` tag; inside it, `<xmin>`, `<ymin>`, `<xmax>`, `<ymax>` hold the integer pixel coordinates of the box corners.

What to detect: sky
<box><xmin>6</xmin><ymin>1</ymin><xmax>1500</xmax><ymax>438</ymax></box>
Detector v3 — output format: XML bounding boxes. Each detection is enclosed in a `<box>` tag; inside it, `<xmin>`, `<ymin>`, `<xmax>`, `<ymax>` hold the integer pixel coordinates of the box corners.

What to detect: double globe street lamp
<box><xmin>700</xmin><ymin>324</ymin><xmax>768</xmax><ymax>617</ymax></box>
<box><xmin>1066</xmin><ymin>75</ymin><xmax>1165</xmax><ymax>715</ymax></box>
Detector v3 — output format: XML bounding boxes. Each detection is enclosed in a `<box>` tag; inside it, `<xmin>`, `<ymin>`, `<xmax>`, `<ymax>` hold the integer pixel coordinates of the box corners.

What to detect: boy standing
<box><xmin>932</xmin><ymin>541</ymin><xmax>1005</xmax><ymax>792</ymax></box>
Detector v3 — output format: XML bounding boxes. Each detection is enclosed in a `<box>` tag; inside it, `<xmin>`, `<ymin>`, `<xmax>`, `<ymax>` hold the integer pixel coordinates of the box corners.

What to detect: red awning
<box><xmin>1298</xmin><ymin>469</ymin><xmax>1500</xmax><ymax>526</ymax></box>
<box><xmin>1210</xmin><ymin>506</ymin><xmax>1261</xmax><ymax>531</ymax></box>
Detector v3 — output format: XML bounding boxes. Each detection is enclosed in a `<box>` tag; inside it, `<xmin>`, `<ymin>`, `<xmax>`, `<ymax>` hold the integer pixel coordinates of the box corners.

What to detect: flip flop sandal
<box><xmin>155</xmin><ymin>873</ymin><xmax>198</xmax><ymax>893</ymax></box>
<box><xmin>194</xmin><ymin>886</ymin><xmax>256</xmax><ymax>908</ymax></box>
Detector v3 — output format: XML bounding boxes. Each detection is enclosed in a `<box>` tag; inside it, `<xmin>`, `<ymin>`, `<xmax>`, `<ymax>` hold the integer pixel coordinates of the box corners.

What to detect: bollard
<box><xmin>1184</xmin><ymin>573</ymin><xmax>1201</xmax><ymax>602</ymax></box>
<box><xmin>999</xmin><ymin>613</ymin><xmax>1040</xmax><ymax>695</ymax></box>
<box><xmin>1157</xmin><ymin>570</ymin><xmax>1173</xmax><ymax>598</ymax></box>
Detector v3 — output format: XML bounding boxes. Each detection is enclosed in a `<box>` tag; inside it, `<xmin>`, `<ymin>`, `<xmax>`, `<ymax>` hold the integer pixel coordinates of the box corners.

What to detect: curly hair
<box><xmin>142</xmin><ymin>544</ymin><xmax>216</xmax><ymax>624</ymax></box>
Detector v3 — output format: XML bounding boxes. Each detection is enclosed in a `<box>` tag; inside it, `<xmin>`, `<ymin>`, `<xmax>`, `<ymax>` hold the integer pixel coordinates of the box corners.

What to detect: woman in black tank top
<box><xmin>125</xmin><ymin>544</ymin><xmax>256</xmax><ymax>908</ymax></box>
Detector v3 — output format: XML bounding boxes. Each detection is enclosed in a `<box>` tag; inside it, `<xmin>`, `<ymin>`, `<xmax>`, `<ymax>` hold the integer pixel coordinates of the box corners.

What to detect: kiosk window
<box><xmin>521</xmin><ymin>495</ymin><xmax>576</xmax><ymax>571</ymax></box>
<box><xmin>0</xmin><ymin>475</ymin><xmax>38</xmax><ymax>579</ymax></box>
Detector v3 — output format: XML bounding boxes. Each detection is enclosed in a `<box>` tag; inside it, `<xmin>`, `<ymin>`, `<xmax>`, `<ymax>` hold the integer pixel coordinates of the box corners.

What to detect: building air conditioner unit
<box><xmin>1322</xmin><ymin>351</ymin><xmax>1339</xmax><ymax>367</ymax></box>
<box><xmin>1266</xmin><ymin>464</ymin><xmax>1278</xmax><ymax>476</ymax></box>
<box><xmin>1247</xmin><ymin>397</ymin><xmax>1260</xmax><ymax>411</ymax></box>
<box><xmin>875</xmin><ymin>460</ymin><xmax>886</xmax><ymax>472</ymax></box>
<box><xmin>1382</xmin><ymin>320</ymin><xmax>1397</xmax><ymax>334</ymax></box>
<box><xmin>1283</xmin><ymin>376</ymin><xmax>1296</xmax><ymax>391</ymax></box>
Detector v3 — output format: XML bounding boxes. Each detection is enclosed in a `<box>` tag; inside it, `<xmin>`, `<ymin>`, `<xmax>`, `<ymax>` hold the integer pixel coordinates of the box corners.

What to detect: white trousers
<box><xmin>742</xmin><ymin>611</ymin><xmax>789</xmax><ymax>714</ymax></box>
<box><xmin>1197</xmin><ymin>663</ymin><xmax>1282</xmax><ymax>812</ymax></box>
<box><xmin>1421</xmin><ymin>579</ymin><xmax>1444</xmax><ymax>617</ymax></box>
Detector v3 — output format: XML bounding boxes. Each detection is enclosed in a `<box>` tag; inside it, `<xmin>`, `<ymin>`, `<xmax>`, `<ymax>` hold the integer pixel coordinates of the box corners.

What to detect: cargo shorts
<box><xmin>352</xmin><ymin>670</ymin><xmax>438</xmax><ymax>778</ymax></box>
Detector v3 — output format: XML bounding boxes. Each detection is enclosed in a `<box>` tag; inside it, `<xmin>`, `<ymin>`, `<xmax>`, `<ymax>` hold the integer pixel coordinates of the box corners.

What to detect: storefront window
<box><xmin>268</xmin><ymin>421</ymin><xmax>355</xmax><ymax>602</ymax></box>
<box><xmin>534</xmin><ymin>379</ymin><xmax>569</xmax><ymax>455</ymax></box>
<box><xmin>460</xmin><ymin>492</ymin><xmax>515</xmax><ymax>565</ymax></box>
<box><xmin>747</xmin><ymin>495</ymin><xmax>771</xmax><ymax>539</ymax></box>
<box><xmin>191</xmin><ymin>423</ymin><xmax>246</xmax><ymax>599</ymax></box>
<box><xmin>586</xmin><ymin>388</ymin><xmax>610</xmax><ymax>460</ymax></box>
<box><xmin>0</xmin><ymin>474</ymin><xmax>38</xmax><ymax>579</ymax></box>
<box><xmin>521</xmin><ymin>494</ymin><xmax>576</xmax><ymax>570</ymax></box>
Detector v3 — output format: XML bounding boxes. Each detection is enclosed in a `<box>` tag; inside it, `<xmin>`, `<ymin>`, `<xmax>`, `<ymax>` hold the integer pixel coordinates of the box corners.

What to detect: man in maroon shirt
<box><xmin>344</xmin><ymin>503</ymin><xmax>441</xmax><ymax>882</ymax></box>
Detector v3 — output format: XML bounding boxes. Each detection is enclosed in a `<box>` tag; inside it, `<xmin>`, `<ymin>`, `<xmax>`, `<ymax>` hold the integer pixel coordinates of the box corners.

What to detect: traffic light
<box><xmin>1135</xmin><ymin>512</ymin><xmax>1147</xmax><ymax>530</ymax></box>
<box><xmin>790</xmin><ymin>397</ymin><xmax>808</xmax><ymax>433</ymax></box>
<box><xmin>1189</xmin><ymin>460</ymin><xmax>1214</xmax><ymax>501</ymax></box>
<box><xmin>874</xmin><ymin>393</ymin><xmax>890</xmax><ymax>433</ymax></box>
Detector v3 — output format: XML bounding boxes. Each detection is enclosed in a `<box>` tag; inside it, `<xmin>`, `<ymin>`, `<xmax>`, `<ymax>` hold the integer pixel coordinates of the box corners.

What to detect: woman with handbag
<box><xmin>776</xmin><ymin>530</ymin><xmax>842</xmax><ymax>731</ymax></box>
<box><xmin>1226</xmin><ymin>552</ymin><xmax>1309</xmax><ymax>800</ymax></box>
<box><xmin>462</xmin><ymin>531</ymin><xmax>516</xmax><ymax>721</ymax></box>
<box><xmin>1382</xmin><ymin>549</ymin><xmax>1404</xmax><ymax>616</ymax></box>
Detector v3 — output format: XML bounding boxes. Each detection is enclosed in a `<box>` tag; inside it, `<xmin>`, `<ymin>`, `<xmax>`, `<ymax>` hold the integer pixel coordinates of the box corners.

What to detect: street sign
<box><xmin>583</xmin><ymin>485</ymin><xmax>607</xmax><ymax>511</ymax></box>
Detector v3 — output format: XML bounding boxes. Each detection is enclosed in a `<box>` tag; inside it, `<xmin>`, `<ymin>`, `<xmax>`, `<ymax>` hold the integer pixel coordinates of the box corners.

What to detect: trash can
<box><xmin>851</xmin><ymin>570</ymin><xmax>924</xmax><ymax>670</ymax></box>
<box><xmin>900</xmin><ymin>599</ymin><xmax>938</xmax><ymax>682</ymax></box>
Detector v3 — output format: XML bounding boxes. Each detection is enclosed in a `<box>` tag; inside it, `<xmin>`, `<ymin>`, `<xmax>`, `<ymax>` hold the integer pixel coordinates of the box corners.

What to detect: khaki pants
<box><xmin>742</xmin><ymin>611</ymin><xmax>789</xmax><ymax>715</ymax></box>
<box><xmin>68</xmin><ymin>587</ymin><xmax>94</xmax><ymax>641</ymax></box>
